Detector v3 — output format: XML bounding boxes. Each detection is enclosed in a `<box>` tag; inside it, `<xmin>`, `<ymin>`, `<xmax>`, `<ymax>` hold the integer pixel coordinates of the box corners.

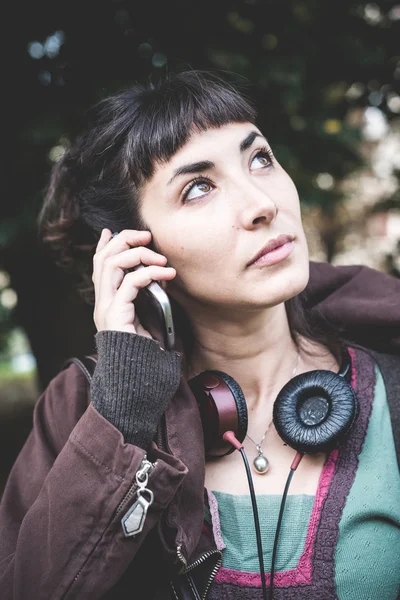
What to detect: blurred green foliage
<box><xmin>2</xmin><ymin>1</ymin><xmax>399</xmax><ymax>232</ymax></box>
<box><xmin>0</xmin><ymin>0</ymin><xmax>399</xmax><ymax>370</ymax></box>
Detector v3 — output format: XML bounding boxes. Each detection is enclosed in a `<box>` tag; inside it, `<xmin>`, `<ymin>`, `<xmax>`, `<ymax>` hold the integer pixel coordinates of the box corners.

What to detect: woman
<box><xmin>0</xmin><ymin>69</ymin><xmax>399</xmax><ymax>599</ymax></box>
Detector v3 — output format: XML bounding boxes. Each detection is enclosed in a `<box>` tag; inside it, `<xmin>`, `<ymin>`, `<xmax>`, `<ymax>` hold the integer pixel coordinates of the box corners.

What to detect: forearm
<box><xmin>90</xmin><ymin>330</ymin><xmax>183</xmax><ymax>450</ymax></box>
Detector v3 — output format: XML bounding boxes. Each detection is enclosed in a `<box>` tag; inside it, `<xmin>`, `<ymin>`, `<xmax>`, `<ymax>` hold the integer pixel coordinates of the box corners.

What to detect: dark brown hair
<box><xmin>38</xmin><ymin>68</ymin><xmax>347</xmax><ymax>366</ymax></box>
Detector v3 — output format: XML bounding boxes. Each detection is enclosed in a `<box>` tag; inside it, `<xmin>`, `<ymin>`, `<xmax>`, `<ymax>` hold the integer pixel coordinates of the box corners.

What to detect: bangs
<box><xmin>123</xmin><ymin>70</ymin><xmax>257</xmax><ymax>186</ymax></box>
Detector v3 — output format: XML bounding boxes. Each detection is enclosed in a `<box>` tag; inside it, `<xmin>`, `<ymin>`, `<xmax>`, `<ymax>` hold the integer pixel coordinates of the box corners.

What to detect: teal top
<box><xmin>204</xmin><ymin>362</ymin><xmax>400</xmax><ymax>599</ymax></box>
<box><xmin>205</xmin><ymin>493</ymin><xmax>315</xmax><ymax>571</ymax></box>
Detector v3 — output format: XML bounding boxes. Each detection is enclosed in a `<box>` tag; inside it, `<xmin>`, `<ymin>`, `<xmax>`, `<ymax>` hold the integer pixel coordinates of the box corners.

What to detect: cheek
<box><xmin>157</xmin><ymin>224</ymin><xmax>231</xmax><ymax>296</ymax></box>
<box><xmin>173</xmin><ymin>239</ymin><xmax>222</xmax><ymax>275</ymax></box>
<box><xmin>156</xmin><ymin>215</ymin><xmax>224</xmax><ymax>262</ymax></box>
<box><xmin>275</xmin><ymin>168</ymin><xmax>301</xmax><ymax>210</ymax></box>
<box><xmin>154</xmin><ymin>226</ymin><xmax>213</xmax><ymax>272</ymax></box>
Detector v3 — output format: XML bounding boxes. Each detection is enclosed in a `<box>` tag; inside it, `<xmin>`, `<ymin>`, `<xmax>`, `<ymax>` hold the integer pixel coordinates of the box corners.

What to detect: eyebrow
<box><xmin>167</xmin><ymin>131</ymin><xmax>268</xmax><ymax>186</ymax></box>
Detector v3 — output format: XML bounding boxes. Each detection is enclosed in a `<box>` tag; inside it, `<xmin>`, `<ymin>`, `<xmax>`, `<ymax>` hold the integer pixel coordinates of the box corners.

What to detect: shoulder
<box><xmin>346</xmin><ymin>342</ymin><xmax>400</xmax><ymax>386</ymax></box>
<box><xmin>307</xmin><ymin>259</ymin><xmax>400</xmax><ymax>302</ymax></box>
<box><xmin>307</xmin><ymin>260</ymin><xmax>365</xmax><ymax>299</ymax></box>
<box><xmin>34</xmin><ymin>360</ymin><xmax>92</xmax><ymax>453</ymax></box>
<box><xmin>351</xmin><ymin>343</ymin><xmax>400</xmax><ymax>372</ymax></box>
<box><xmin>349</xmin><ymin>343</ymin><xmax>400</xmax><ymax>467</ymax></box>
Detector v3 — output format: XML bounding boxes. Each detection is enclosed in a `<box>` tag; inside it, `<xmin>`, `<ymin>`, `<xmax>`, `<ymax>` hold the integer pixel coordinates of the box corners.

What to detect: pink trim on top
<box><xmin>213</xmin><ymin>347</ymin><xmax>357</xmax><ymax>588</ymax></box>
<box><xmin>207</xmin><ymin>489</ymin><xmax>226</xmax><ymax>550</ymax></box>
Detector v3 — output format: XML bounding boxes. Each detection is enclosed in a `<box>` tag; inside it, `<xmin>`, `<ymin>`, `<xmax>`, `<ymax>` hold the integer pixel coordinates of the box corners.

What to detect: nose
<box><xmin>237</xmin><ymin>183</ymin><xmax>278</xmax><ymax>229</ymax></box>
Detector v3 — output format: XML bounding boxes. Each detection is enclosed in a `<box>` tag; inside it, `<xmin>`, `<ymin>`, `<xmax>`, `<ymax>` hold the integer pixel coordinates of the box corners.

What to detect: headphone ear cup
<box><xmin>188</xmin><ymin>346</ymin><xmax>357</xmax><ymax>458</ymax></box>
<box><xmin>188</xmin><ymin>370</ymin><xmax>248</xmax><ymax>458</ymax></box>
<box><xmin>273</xmin><ymin>370</ymin><xmax>358</xmax><ymax>454</ymax></box>
<box><xmin>215</xmin><ymin>371</ymin><xmax>248</xmax><ymax>445</ymax></box>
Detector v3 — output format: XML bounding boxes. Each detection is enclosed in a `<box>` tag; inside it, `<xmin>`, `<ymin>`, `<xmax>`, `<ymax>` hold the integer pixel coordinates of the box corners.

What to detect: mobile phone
<box><xmin>110</xmin><ymin>232</ymin><xmax>175</xmax><ymax>351</ymax></box>
<box><xmin>129</xmin><ymin>263</ymin><xmax>175</xmax><ymax>351</ymax></box>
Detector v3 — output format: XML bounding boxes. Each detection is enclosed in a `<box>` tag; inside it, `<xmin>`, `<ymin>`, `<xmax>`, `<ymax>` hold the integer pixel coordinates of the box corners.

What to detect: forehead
<box><xmin>152</xmin><ymin>121</ymin><xmax>261</xmax><ymax>179</ymax></box>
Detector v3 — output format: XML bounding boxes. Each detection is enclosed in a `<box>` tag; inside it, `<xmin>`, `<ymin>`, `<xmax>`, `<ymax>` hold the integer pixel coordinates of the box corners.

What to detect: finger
<box><xmin>113</xmin><ymin>266</ymin><xmax>176</xmax><ymax>306</ymax></box>
<box><xmin>102</xmin><ymin>247</ymin><xmax>168</xmax><ymax>276</ymax></box>
<box><xmin>133</xmin><ymin>313</ymin><xmax>153</xmax><ymax>340</ymax></box>
<box><xmin>95</xmin><ymin>228</ymin><xmax>113</xmax><ymax>253</ymax></box>
<box><xmin>95</xmin><ymin>263</ymin><xmax>175</xmax><ymax>326</ymax></box>
<box><xmin>98</xmin><ymin>229</ymin><xmax>152</xmax><ymax>261</ymax></box>
<box><xmin>93</xmin><ymin>229</ymin><xmax>152</xmax><ymax>288</ymax></box>
<box><xmin>93</xmin><ymin>229</ymin><xmax>113</xmax><ymax>287</ymax></box>
<box><xmin>96</xmin><ymin>247</ymin><xmax>168</xmax><ymax>306</ymax></box>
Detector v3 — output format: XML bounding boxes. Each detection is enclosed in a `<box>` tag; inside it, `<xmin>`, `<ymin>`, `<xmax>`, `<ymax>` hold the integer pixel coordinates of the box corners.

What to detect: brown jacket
<box><xmin>1</xmin><ymin>261</ymin><xmax>400</xmax><ymax>599</ymax></box>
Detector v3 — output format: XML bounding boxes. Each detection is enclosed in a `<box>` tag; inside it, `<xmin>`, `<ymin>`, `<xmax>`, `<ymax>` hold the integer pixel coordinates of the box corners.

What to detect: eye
<box><xmin>182</xmin><ymin>176</ymin><xmax>214</xmax><ymax>203</ymax></box>
<box><xmin>181</xmin><ymin>146</ymin><xmax>275</xmax><ymax>203</ymax></box>
<box><xmin>251</xmin><ymin>146</ymin><xmax>274</xmax><ymax>170</ymax></box>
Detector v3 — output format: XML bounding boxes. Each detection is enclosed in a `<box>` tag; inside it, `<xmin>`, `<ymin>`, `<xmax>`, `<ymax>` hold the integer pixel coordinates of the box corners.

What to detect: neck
<box><xmin>185</xmin><ymin>302</ymin><xmax>301</xmax><ymax>414</ymax></box>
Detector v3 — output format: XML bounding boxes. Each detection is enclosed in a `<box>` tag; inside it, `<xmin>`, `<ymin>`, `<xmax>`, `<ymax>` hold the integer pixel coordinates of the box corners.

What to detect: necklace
<box><xmin>246</xmin><ymin>348</ymin><xmax>301</xmax><ymax>475</ymax></box>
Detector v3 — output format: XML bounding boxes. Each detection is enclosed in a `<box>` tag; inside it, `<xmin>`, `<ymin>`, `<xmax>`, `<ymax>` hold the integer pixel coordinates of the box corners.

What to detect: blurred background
<box><xmin>0</xmin><ymin>0</ymin><xmax>399</xmax><ymax>496</ymax></box>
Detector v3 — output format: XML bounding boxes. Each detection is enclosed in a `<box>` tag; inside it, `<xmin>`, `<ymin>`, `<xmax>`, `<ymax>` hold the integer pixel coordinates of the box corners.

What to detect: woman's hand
<box><xmin>92</xmin><ymin>228</ymin><xmax>176</xmax><ymax>336</ymax></box>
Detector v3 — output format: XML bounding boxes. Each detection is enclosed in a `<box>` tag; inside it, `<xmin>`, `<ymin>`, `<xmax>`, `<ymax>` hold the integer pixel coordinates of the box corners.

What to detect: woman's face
<box><xmin>139</xmin><ymin>122</ymin><xmax>310</xmax><ymax>314</ymax></box>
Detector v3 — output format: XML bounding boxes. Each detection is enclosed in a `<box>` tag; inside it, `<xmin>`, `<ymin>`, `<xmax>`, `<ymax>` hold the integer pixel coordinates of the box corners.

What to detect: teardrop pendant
<box><xmin>253</xmin><ymin>453</ymin><xmax>270</xmax><ymax>475</ymax></box>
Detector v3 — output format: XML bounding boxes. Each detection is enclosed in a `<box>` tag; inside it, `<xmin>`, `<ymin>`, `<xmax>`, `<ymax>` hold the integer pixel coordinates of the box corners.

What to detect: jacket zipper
<box><xmin>156</xmin><ymin>418</ymin><xmax>164</xmax><ymax>450</ymax></box>
<box><xmin>157</xmin><ymin>416</ymin><xmax>223</xmax><ymax>598</ymax></box>
<box><xmin>176</xmin><ymin>545</ymin><xmax>223</xmax><ymax>600</ymax></box>
<box><xmin>115</xmin><ymin>456</ymin><xmax>157</xmax><ymax>517</ymax></box>
<box><xmin>67</xmin><ymin>456</ymin><xmax>157</xmax><ymax>595</ymax></box>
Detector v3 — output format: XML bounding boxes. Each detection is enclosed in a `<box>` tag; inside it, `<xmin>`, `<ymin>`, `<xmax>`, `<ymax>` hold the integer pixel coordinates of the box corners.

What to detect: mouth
<box><xmin>247</xmin><ymin>234</ymin><xmax>295</xmax><ymax>267</ymax></box>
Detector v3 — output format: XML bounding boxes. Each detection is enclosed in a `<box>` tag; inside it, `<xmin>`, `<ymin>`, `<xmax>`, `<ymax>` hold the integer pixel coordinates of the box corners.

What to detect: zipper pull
<box><xmin>121</xmin><ymin>458</ymin><xmax>155</xmax><ymax>538</ymax></box>
<box><xmin>136</xmin><ymin>457</ymin><xmax>155</xmax><ymax>481</ymax></box>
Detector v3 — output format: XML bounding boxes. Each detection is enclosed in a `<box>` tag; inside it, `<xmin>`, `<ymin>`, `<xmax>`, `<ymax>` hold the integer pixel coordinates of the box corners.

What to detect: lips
<box><xmin>247</xmin><ymin>234</ymin><xmax>295</xmax><ymax>266</ymax></box>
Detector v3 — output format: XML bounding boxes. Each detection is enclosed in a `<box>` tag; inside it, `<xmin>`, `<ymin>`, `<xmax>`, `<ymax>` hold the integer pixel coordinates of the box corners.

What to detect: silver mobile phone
<box><xmin>129</xmin><ymin>263</ymin><xmax>175</xmax><ymax>351</ymax></box>
<box><xmin>110</xmin><ymin>232</ymin><xmax>175</xmax><ymax>351</ymax></box>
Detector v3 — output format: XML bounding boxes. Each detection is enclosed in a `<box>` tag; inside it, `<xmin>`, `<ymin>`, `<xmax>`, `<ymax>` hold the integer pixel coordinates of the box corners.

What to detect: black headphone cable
<box><xmin>224</xmin><ymin>432</ymin><xmax>304</xmax><ymax>600</ymax></box>
<box><xmin>239</xmin><ymin>447</ymin><xmax>268</xmax><ymax>600</ymax></box>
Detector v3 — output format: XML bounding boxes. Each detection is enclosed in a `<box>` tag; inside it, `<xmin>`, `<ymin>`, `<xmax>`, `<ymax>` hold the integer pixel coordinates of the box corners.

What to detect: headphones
<box><xmin>188</xmin><ymin>344</ymin><xmax>358</xmax><ymax>459</ymax></box>
<box><xmin>184</xmin><ymin>344</ymin><xmax>358</xmax><ymax>599</ymax></box>
<box><xmin>185</xmin><ymin>345</ymin><xmax>358</xmax><ymax>599</ymax></box>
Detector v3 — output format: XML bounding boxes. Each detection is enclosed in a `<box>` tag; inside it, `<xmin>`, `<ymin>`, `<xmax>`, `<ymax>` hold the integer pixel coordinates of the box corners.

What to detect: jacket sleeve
<box><xmin>307</xmin><ymin>261</ymin><xmax>400</xmax><ymax>354</ymax></box>
<box><xmin>0</xmin><ymin>338</ymin><xmax>188</xmax><ymax>599</ymax></box>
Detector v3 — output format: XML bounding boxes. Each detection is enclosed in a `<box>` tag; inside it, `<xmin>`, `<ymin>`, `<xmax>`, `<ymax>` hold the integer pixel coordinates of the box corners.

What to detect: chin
<box><xmin>259</xmin><ymin>258</ymin><xmax>309</xmax><ymax>305</ymax></box>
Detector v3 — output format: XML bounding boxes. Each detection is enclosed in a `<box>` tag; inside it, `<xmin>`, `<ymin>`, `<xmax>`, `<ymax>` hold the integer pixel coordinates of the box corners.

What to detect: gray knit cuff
<box><xmin>90</xmin><ymin>330</ymin><xmax>183</xmax><ymax>450</ymax></box>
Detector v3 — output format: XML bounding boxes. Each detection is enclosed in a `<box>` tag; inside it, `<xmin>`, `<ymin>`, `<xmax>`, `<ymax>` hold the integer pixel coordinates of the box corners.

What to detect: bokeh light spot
<box><xmin>387</xmin><ymin>94</ymin><xmax>400</xmax><ymax>113</ymax></box>
<box><xmin>1</xmin><ymin>289</ymin><xmax>17</xmax><ymax>310</ymax></box>
<box><xmin>323</xmin><ymin>119</ymin><xmax>342</xmax><ymax>134</ymax></box>
<box><xmin>152</xmin><ymin>52</ymin><xmax>167</xmax><ymax>67</ymax></box>
<box><xmin>28</xmin><ymin>42</ymin><xmax>44</xmax><ymax>59</ymax></box>
<box><xmin>315</xmin><ymin>173</ymin><xmax>335</xmax><ymax>190</ymax></box>
<box><xmin>49</xmin><ymin>145</ymin><xmax>66</xmax><ymax>162</ymax></box>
